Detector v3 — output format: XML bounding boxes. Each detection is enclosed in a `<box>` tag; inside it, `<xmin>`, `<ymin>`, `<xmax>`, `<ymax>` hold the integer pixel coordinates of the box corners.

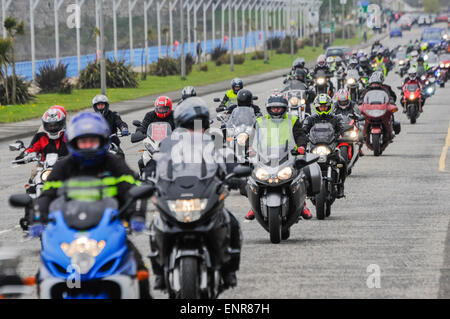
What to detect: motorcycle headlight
<box><xmin>277</xmin><ymin>166</ymin><xmax>293</xmax><ymax>180</ymax></box>
<box><xmin>167</xmin><ymin>199</ymin><xmax>208</xmax><ymax>223</ymax></box>
<box><xmin>347</xmin><ymin>78</ymin><xmax>356</xmax><ymax>85</ymax></box>
<box><xmin>255</xmin><ymin>168</ymin><xmax>270</xmax><ymax>181</ymax></box>
<box><xmin>408</xmin><ymin>93</ymin><xmax>415</xmax><ymax>100</ymax></box>
<box><xmin>427</xmin><ymin>87</ymin><xmax>434</xmax><ymax>93</ymax></box>
<box><xmin>312</xmin><ymin>145</ymin><xmax>331</xmax><ymax>155</ymax></box>
<box><xmin>365</xmin><ymin>109</ymin><xmax>387</xmax><ymax>117</ymax></box>
<box><xmin>361</xmin><ymin>78</ymin><xmax>367</xmax><ymax>84</ymax></box>
<box><xmin>421</xmin><ymin>75</ymin><xmax>426</xmax><ymax>81</ymax></box>
<box><xmin>289</xmin><ymin>97</ymin><xmax>299</xmax><ymax>106</ymax></box>
<box><xmin>446</xmin><ymin>63</ymin><xmax>450</xmax><ymax>68</ymax></box>
<box><xmin>317</xmin><ymin>77</ymin><xmax>325</xmax><ymax>85</ymax></box>
<box><xmin>440</xmin><ymin>63</ymin><xmax>445</xmax><ymax>68</ymax></box>
<box><xmin>300</xmin><ymin>98</ymin><xmax>306</xmax><ymax>105</ymax></box>
<box><xmin>60</xmin><ymin>237</ymin><xmax>106</xmax><ymax>258</ymax></box>
<box><xmin>399</xmin><ymin>60</ymin><xmax>405</xmax><ymax>65</ymax></box>
<box><xmin>236</xmin><ymin>133</ymin><xmax>249</xmax><ymax>146</ymax></box>
<box><xmin>40</xmin><ymin>169</ymin><xmax>52</xmax><ymax>182</ymax></box>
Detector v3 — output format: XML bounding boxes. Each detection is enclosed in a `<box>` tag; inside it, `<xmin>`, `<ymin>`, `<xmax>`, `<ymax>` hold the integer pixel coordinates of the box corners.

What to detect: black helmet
<box><xmin>181</xmin><ymin>86</ymin><xmax>197</xmax><ymax>100</ymax></box>
<box><xmin>174</xmin><ymin>97</ymin><xmax>210</xmax><ymax>130</ymax></box>
<box><xmin>266</xmin><ymin>93</ymin><xmax>288</xmax><ymax>118</ymax></box>
<box><xmin>231</xmin><ymin>78</ymin><xmax>244</xmax><ymax>94</ymax></box>
<box><xmin>417</xmin><ymin>56</ymin><xmax>424</xmax><ymax>63</ymax></box>
<box><xmin>293</xmin><ymin>57</ymin><xmax>306</xmax><ymax>69</ymax></box>
<box><xmin>237</xmin><ymin>89</ymin><xmax>253</xmax><ymax>106</ymax></box>
<box><xmin>294</xmin><ymin>69</ymin><xmax>307</xmax><ymax>82</ymax></box>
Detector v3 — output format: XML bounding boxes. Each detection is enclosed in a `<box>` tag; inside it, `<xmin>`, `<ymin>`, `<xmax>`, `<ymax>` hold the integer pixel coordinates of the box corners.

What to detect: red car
<box><xmin>437</xmin><ymin>15</ymin><xmax>448</xmax><ymax>22</ymax></box>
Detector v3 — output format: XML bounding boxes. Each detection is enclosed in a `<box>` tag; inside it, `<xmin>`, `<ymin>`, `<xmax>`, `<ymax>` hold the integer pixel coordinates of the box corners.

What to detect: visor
<box><xmin>44</xmin><ymin>121</ymin><xmax>64</xmax><ymax>134</ymax></box>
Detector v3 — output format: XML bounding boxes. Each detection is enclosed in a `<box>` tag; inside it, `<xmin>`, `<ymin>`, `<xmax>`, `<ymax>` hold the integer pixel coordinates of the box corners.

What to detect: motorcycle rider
<box><xmin>15</xmin><ymin>108</ymin><xmax>69</xmax><ymax>183</ymax></box>
<box><xmin>401</xmin><ymin>68</ymin><xmax>424</xmax><ymax>113</ymax></box>
<box><xmin>359</xmin><ymin>56</ymin><xmax>373</xmax><ymax>77</ymax></box>
<box><xmin>149</xmin><ymin>97</ymin><xmax>244</xmax><ymax>290</ymax></box>
<box><xmin>177</xmin><ymin>86</ymin><xmax>197</xmax><ymax>105</ymax></box>
<box><xmin>135</xmin><ymin>96</ymin><xmax>176</xmax><ymax>135</ymax></box>
<box><xmin>92</xmin><ymin>94</ymin><xmax>129</xmax><ymax>149</ymax></box>
<box><xmin>225</xmin><ymin>89</ymin><xmax>262</xmax><ymax>117</ymax></box>
<box><xmin>372</xmin><ymin>48</ymin><xmax>387</xmax><ymax>76</ymax></box>
<box><xmin>312</xmin><ymin>54</ymin><xmax>335</xmax><ymax>96</ymax></box>
<box><xmin>300</xmin><ymin>94</ymin><xmax>347</xmax><ymax>198</ymax></box>
<box><xmin>413</xmin><ymin>55</ymin><xmax>430</xmax><ymax>77</ymax></box>
<box><xmin>31</xmin><ymin>112</ymin><xmax>152</xmax><ymax>299</ymax></box>
<box><xmin>219</xmin><ymin>78</ymin><xmax>244</xmax><ymax>109</ymax></box>
<box><xmin>285</xmin><ymin>57</ymin><xmax>312</xmax><ymax>84</ymax></box>
<box><xmin>245</xmin><ymin>93</ymin><xmax>313</xmax><ymax>221</ymax></box>
<box><xmin>283</xmin><ymin>68</ymin><xmax>316</xmax><ymax>114</ymax></box>
<box><xmin>347</xmin><ymin>58</ymin><xmax>367</xmax><ymax>77</ymax></box>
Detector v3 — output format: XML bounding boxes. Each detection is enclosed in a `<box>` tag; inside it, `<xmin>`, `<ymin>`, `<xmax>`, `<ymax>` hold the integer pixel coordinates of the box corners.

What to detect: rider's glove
<box><xmin>121</xmin><ymin>129</ymin><xmax>129</xmax><ymax>136</ymax></box>
<box><xmin>297</xmin><ymin>146</ymin><xmax>306</xmax><ymax>155</ymax></box>
<box><xmin>29</xmin><ymin>223</ymin><xmax>44</xmax><ymax>238</ymax></box>
<box><xmin>130</xmin><ymin>217</ymin><xmax>146</xmax><ymax>233</ymax></box>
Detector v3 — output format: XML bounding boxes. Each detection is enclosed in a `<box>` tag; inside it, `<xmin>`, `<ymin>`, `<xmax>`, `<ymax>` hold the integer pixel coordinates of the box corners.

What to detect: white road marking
<box><xmin>439</xmin><ymin>125</ymin><xmax>450</xmax><ymax>172</ymax></box>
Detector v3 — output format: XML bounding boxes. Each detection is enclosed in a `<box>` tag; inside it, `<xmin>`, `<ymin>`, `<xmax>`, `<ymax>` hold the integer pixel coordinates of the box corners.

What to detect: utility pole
<box><xmin>76</xmin><ymin>0</ymin><xmax>85</xmax><ymax>74</ymax></box>
<box><xmin>54</xmin><ymin>0</ymin><xmax>64</xmax><ymax>66</ymax></box>
<box><xmin>30</xmin><ymin>0</ymin><xmax>40</xmax><ymax>82</ymax></box>
<box><xmin>113</xmin><ymin>0</ymin><xmax>122</xmax><ymax>61</ymax></box>
<box><xmin>129</xmin><ymin>0</ymin><xmax>138</xmax><ymax>65</ymax></box>
<box><xmin>229</xmin><ymin>0</ymin><xmax>234</xmax><ymax>71</ymax></box>
<box><xmin>181</xmin><ymin>0</ymin><xmax>185</xmax><ymax>80</ymax></box>
<box><xmin>100</xmin><ymin>0</ymin><xmax>106</xmax><ymax>94</ymax></box>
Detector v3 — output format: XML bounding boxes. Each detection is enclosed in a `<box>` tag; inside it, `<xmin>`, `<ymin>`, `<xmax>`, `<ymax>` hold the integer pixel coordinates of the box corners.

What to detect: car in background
<box><xmin>421</xmin><ymin>27</ymin><xmax>444</xmax><ymax>48</ymax></box>
<box><xmin>398</xmin><ymin>15</ymin><xmax>413</xmax><ymax>30</ymax></box>
<box><xmin>390</xmin><ymin>27</ymin><xmax>403</xmax><ymax>38</ymax></box>
<box><xmin>418</xmin><ymin>15</ymin><xmax>432</xmax><ymax>26</ymax></box>
<box><xmin>437</xmin><ymin>14</ymin><xmax>448</xmax><ymax>22</ymax></box>
<box><xmin>325</xmin><ymin>46</ymin><xmax>351</xmax><ymax>60</ymax></box>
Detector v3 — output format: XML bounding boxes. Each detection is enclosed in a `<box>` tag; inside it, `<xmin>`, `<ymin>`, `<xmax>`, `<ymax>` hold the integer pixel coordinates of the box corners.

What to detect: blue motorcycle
<box><xmin>9</xmin><ymin>177</ymin><xmax>153</xmax><ymax>299</ymax></box>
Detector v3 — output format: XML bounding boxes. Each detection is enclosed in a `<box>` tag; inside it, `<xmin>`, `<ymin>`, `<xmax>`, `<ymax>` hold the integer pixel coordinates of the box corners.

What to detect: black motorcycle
<box><xmin>148</xmin><ymin>137</ymin><xmax>251</xmax><ymax>299</ymax></box>
<box><xmin>314</xmin><ymin>69</ymin><xmax>333</xmax><ymax>96</ymax></box>
<box><xmin>307</xmin><ymin>122</ymin><xmax>352</xmax><ymax>220</ymax></box>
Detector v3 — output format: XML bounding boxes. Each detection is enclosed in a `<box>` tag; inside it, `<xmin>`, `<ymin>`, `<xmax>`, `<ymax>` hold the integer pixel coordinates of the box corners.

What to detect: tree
<box><xmin>423</xmin><ymin>0</ymin><xmax>440</xmax><ymax>13</ymax></box>
<box><xmin>4</xmin><ymin>16</ymin><xmax>25</xmax><ymax>105</ymax></box>
<box><xmin>0</xmin><ymin>38</ymin><xmax>12</xmax><ymax>104</ymax></box>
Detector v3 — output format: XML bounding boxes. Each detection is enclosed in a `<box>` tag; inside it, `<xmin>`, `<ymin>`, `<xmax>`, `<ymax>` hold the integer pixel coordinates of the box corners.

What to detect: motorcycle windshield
<box><xmin>228</xmin><ymin>107</ymin><xmax>256</xmax><ymax>127</ymax></box>
<box><xmin>256</xmin><ymin>145</ymin><xmax>293</xmax><ymax>167</ymax></box>
<box><xmin>315</xmin><ymin>70</ymin><xmax>327</xmax><ymax>78</ymax></box>
<box><xmin>285</xmin><ymin>80</ymin><xmax>308</xmax><ymax>91</ymax></box>
<box><xmin>147</xmin><ymin>122</ymin><xmax>172</xmax><ymax>142</ymax></box>
<box><xmin>156</xmin><ymin>135</ymin><xmax>220</xmax><ymax>181</ymax></box>
<box><xmin>426</xmin><ymin>53</ymin><xmax>438</xmax><ymax>64</ymax></box>
<box><xmin>363</xmin><ymin>90</ymin><xmax>390</xmax><ymax>105</ymax></box>
<box><xmin>308</xmin><ymin>122</ymin><xmax>336</xmax><ymax>145</ymax></box>
<box><xmin>254</xmin><ymin>118</ymin><xmax>296</xmax><ymax>155</ymax></box>
<box><xmin>46</xmin><ymin>153</ymin><xmax>58</xmax><ymax>166</ymax></box>
<box><xmin>347</xmin><ymin>69</ymin><xmax>360</xmax><ymax>80</ymax></box>
<box><xmin>406</xmin><ymin>84</ymin><xmax>419</xmax><ymax>92</ymax></box>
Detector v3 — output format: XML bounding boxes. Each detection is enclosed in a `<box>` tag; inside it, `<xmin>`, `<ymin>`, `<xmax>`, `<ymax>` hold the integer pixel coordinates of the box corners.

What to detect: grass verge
<box><xmin>0</xmin><ymin>35</ymin><xmax>366</xmax><ymax>123</ymax></box>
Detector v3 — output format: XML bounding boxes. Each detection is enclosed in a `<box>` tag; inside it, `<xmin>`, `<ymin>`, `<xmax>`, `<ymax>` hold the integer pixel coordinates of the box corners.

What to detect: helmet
<box><xmin>266</xmin><ymin>93</ymin><xmax>288</xmax><ymax>119</ymax></box>
<box><xmin>349</xmin><ymin>58</ymin><xmax>358</xmax><ymax>68</ymax></box>
<box><xmin>50</xmin><ymin>105</ymin><xmax>67</xmax><ymax>117</ymax></box>
<box><xmin>237</xmin><ymin>89</ymin><xmax>253</xmax><ymax>107</ymax></box>
<box><xmin>231</xmin><ymin>78</ymin><xmax>244</xmax><ymax>94</ymax></box>
<box><xmin>174</xmin><ymin>97</ymin><xmax>210</xmax><ymax>130</ymax></box>
<box><xmin>357</xmin><ymin>50</ymin><xmax>365</xmax><ymax>58</ymax></box>
<box><xmin>369</xmin><ymin>71</ymin><xmax>384</xmax><ymax>85</ymax></box>
<box><xmin>42</xmin><ymin>109</ymin><xmax>66</xmax><ymax>140</ymax></box>
<box><xmin>351</xmin><ymin>49</ymin><xmax>358</xmax><ymax>57</ymax></box>
<box><xmin>317</xmin><ymin>54</ymin><xmax>326</xmax><ymax>67</ymax></box>
<box><xmin>408</xmin><ymin>68</ymin><xmax>417</xmax><ymax>80</ymax></box>
<box><xmin>293</xmin><ymin>57</ymin><xmax>306</xmax><ymax>69</ymax></box>
<box><xmin>181</xmin><ymin>86</ymin><xmax>197</xmax><ymax>100</ymax></box>
<box><xmin>377</xmin><ymin>48</ymin><xmax>384</xmax><ymax>56</ymax></box>
<box><xmin>313</xmin><ymin>94</ymin><xmax>333</xmax><ymax>115</ymax></box>
<box><xmin>417</xmin><ymin>56</ymin><xmax>424</xmax><ymax>63</ymax></box>
<box><xmin>92</xmin><ymin>94</ymin><xmax>110</xmax><ymax>115</ymax></box>
<box><xmin>334</xmin><ymin>89</ymin><xmax>350</xmax><ymax>109</ymax></box>
<box><xmin>154</xmin><ymin>96</ymin><xmax>173</xmax><ymax>119</ymax></box>
<box><xmin>66</xmin><ymin>112</ymin><xmax>111</xmax><ymax>167</ymax></box>
<box><xmin>335</xmin><ymin>56</ymin><xmax>343</xmax><ymax>65</ymax></box>
<box><xmin>410</xmin><ymin>50</ymin><xmax>419</xmax><ymax>59</ymax></box>
<box><xmin>326</xmin><ymin>56</ymin><xmax>335</xmax><ymax>65</ymax></box>
<box><xmin>294</xmin><ymin>68</ymin><xmax>307</xmax><ymax>82</ymax></box>
<box><xmin>359</xmin><ymin>56</ymin><xmax>368</xmax><ymax>64</ymax></box>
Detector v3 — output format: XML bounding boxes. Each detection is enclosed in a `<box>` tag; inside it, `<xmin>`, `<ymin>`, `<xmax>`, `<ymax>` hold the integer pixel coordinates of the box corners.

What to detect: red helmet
<box><xmin>154</xmin><ymin>96</ymin><xmax>173</xmax><ymax>119</ymax></box>
<box><xmin>50</xmin><ymin>105</ymin><xmax>67</xmax><ymax>117</ymax></box>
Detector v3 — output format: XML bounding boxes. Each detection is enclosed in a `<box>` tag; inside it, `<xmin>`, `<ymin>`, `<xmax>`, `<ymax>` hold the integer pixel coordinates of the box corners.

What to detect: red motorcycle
<box><xmin>400</xmin><ymin>82</ymin><xmax>422</xmax><ymax>124</ymax></box>
<box><xmin>358</xmin><ymin>90</ymin><xmax>399</xmax><ymax>156</ymax></box>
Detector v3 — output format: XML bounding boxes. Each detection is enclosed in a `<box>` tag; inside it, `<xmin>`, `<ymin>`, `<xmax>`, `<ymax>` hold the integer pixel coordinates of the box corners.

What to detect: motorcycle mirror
<box><xmin>129</xmin><ymin>184</ymin><xmax>154</xmax><ymax>200</ymax></box>
<box><xmin>9</xmin><ymin>143</ymin><xmax>23</xmax><ymax>151</ymax></box>
<box><xmin>210</xmin><ymin>120</ymin><xmax>214</xmax><ymax>124</ymax></box>
<box><xmin>9</xmin><ymin>194</ymin><xmax>32</xmax><ymax>208</ymax></box>
<box><xmin>213</xmin><ymin>98</ymin><xmax>221</xmax><ymax>103</ymax></box>
<box><xmin>232</xmin><ymin>165</ymin><xmax>252</xmax><ymax>178</ymax></box>
<box><xmin>132</xmin><ymin>120</ymin><xmax>142</xmax><ymax>127</ymax></box>
<box><xmin>252</xmin><ymin>96</ymin><xmax>258</xmax><ymax>101</ymax></box>
<box><xmin>397</xmin><ymin>86</ymin><xmax>402</xmax><ymax>90</ymax></box>
<box><xmin>131</xmin><ymin>132</ymin><xmax>146</xmax><ymax>144</ymax></box>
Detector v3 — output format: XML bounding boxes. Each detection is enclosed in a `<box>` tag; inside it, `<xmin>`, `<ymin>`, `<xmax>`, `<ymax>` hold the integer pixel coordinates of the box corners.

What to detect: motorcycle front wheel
<box><xmin>372</xmin><ymin>133</ymin><xmax>382</xmax><ymax>156</ymax></box>
<box><xmin>315</xmin><ymin>182</ymin><xmax>328</xmax><ymax>220</ymax></box>
<box><xmin>268</xmin><ymin>207</ymin><xmax>282</xmax><ymax>244</ymax></box>
<box><xmin>179</xmin><ymin>257</ymin><xmax>200</xmax><ymax>299</ymax></box>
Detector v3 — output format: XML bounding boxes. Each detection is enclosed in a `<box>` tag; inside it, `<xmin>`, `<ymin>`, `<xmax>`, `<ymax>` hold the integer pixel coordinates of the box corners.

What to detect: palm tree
<box><xmin>162</xmin><ymin>27</ymin><xmax>169</xmax><ymax>57</ymax></box>
<box><xmin>0</xmin><ymin>37</ymin><xmax>12</xmax><ymax>104</ymax></box>
<box><xmin>4</xmin><ymin>16</ymin><xmax>25</xmax><ymax>105</ymax></box>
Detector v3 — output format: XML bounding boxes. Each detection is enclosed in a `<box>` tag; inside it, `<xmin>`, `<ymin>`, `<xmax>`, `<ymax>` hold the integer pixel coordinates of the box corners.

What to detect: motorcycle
<box><xmin>246</xmin><ymin>128</ymin><xmax>321</xmax><ymax>243</ymax></box>
<box><xmin>282</xmin><ymin>80</ymin><xmax>311</xmax><ymax>118</ymax></box>
<box><xmin>344</xmin><ymin>69</ymin><xmax>362</xmax><ymax>102</ymax></box>
<box><xmin>8</xmin><ymin>178</ymin><xmax>154</xmax><ymax>299</ymax></box>
<box><xmin>336</xmin><ymin>114</ymin><xmax>365</xmax><ymax>176</ymax></box>
<box><xmin>359</xmin><ymin>90</ymin><xmax>399</xmax><ymax>156</ymax></box>
<box><xmin>314</xmin><ymin>70</ymin><xmax>333</xmax><ymax>96</ymax></box>
<box><xmin>0</xmin><ymin>247</ymin><xmax>34</xmax><ymax>299</ymax></box>
<box><xmin>131</xmin><ymin>120</ymin><xmax>172</xmax><ymax>178</ymax></box>
<box><xmin>307</xmin><ymin>122</ymin><xmax>351</xmax><ymax>220</ymax></box>
<box><xmin>335</xmin><ymin>66</ymin><xmax>346</xmax><ymax>90</ymax></box>
<box><xmin>421</xmin><ymin>72</ymin><xmax>437</xmax><ymax>98</ymax></box>
<box><xmin>148</xmin><ymin>140</ymin><xmax>252</xmax><ymax>299</ymax></box>
<box><xmin>400</xmin><ymin>82</ymin><xmax>422</xmax><ymax>124</ymax></box>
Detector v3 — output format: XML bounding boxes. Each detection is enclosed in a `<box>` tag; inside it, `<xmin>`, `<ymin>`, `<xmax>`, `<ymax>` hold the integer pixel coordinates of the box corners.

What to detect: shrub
<box><xmin>251</xmin><ymin>50</ymin><xmax>265</xmax><ymax>60</ymax></box>
<box><xmin>0</xmin><ymin>76</ymin><xmax>35</xmax><ymax>105</ymax></box>
<box><xmin>266</xmin><ymin>36</ymin><xmax>282</xmax><ymax>50</ymax></box>
<box><xmin>36</xmin><ymin>62</ymin><xmax>72</xmax><ymax>94</ymax></box>
<box><xmin>216</xmin><ymin>53</ymin><xmax>246</xmax><ymax>65</ymax></box>
<box><xmin>78</xmin><ymin>59</ymin><xmax>138</xmax><ymax>89</ymax></box>
<box><xmin>199</xmin><ymin>64</ymin><xmax>208</xmax><ymax>72</ymax></box>
<box><xmin>334</xmin><ymin>28</ymin><xmax>355</xmax><ymax>38</ymax></box>
<box><xmin>298</xmin><ymin>37</ymin><xmax>313</xmax><ymax>48</ymax></box>
<box><xmin>211</xmin><ymin>46</ymin><xmax>228</xmax><ymax>61</ymax></box>
<box><xmin>149</xmin><ymin>57</ymin><xmax>179</xmax><ymax>76</ymax></box>
<box><xmin>183</xmin><ymin>54</ymin><xmax>195</xmax><ymax>74</ymax></box>
<box><xmin>276</xmin><ymin>37</ymin><xmax>298</xmax><ymax>54</ymax></box>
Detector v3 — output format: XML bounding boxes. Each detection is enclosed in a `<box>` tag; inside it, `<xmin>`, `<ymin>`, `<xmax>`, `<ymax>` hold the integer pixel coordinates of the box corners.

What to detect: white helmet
<box><xmin>42</xmin><ymin>109</ymin><xmax>66</xmax><ymax>140</ymax></box>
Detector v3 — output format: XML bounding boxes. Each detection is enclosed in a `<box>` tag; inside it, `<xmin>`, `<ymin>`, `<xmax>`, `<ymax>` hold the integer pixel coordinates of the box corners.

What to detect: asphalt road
<box><xmin>1</xmin><ymin>25</ymin><xmax>449</xmax><ymax>299</ymax></box>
